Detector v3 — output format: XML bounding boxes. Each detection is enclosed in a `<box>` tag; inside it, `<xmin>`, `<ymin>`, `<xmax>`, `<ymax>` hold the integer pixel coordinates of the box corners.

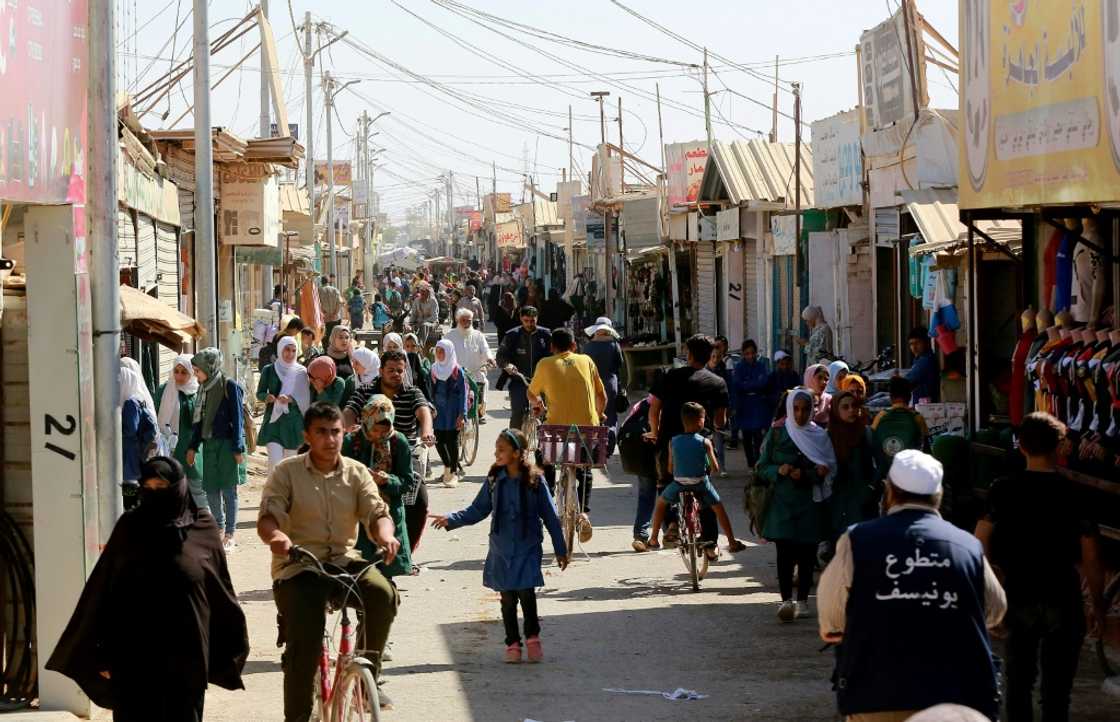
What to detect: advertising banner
<box><xmin>960</xmin><ymin>1</ymin><xmax>1120</xmax><ymax>208</ymax></box>
<box><xmin>665</xmin><ymin>141</ymin><xmax>708</xmax><ymax>207</ymax></box>
<box><xmin>314</xmin><ymin>161</ymin><xmax>351</xmax><ymax>186</ymax></box>
<box><xmin>859</xmin><ymin>7</ymin><xmax>927</xmax><ymax>131</ymax></box>
<box><xmin>495</xmin><ymin>220</ymin><xmax>523</xmax><ymax>248</ymax></box>
<box><xmin>811</xmin><ymin>109</ymin><xmax>864</xmax><ymax>208</ymax></box>
<box><xmin>0</xmin><ymin>1</ymin><xmax>89</xmax><ymax>204</ymax></box>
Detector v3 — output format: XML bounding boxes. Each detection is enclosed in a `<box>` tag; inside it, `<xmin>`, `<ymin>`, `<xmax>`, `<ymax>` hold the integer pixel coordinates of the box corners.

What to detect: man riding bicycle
<box><xmin>445</xmin><ymin>307</ymin><xmax>494</xmax><ymax>422</ymax></box>
<box><xmin>527</xmin><ymin>328</ymin><xmax>607</xmax><ymax>541</ymax></box>
<box><xmin>257</xmin><ymin>402</ymin><xmax>401</xmax><ymax>720</ymax></box>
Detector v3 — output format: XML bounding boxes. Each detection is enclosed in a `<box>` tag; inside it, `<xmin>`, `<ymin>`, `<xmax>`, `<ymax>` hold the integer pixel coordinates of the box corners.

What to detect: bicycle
<box><xmin>459</xmin><ymin>376</ymin><xmax>482</xmax><ymax>467</ymax></box>
<box><xmin>503</xmin><ymin>366</ymin><xmax>540</xmax><ymax>452</ymax></box>
<box><xmin>674</xmin><ymin>489</ymin><xmax>710</xmax><ymax>592</ymax></box>
<box><xmin>1095</xmin><ymin>569</ymin><xmax>1120</xmax><ymax>678</ymax></box>
<box><xmin>287</xmin><ymin>546</ymin><xmax>383</xmax><ymax>722</ymax></box>
<box><xmin>537</xmin><ymin>424</ymin><xmax>610</xmax><ymax>558</ymax></box>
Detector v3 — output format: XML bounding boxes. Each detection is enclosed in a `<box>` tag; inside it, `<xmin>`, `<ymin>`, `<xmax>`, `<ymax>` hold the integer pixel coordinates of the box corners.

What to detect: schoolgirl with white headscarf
<box><xmin>257</xmin><ymin>335</ymin><xmax>311</xmax><ymax>469</ymax></box>
<box><xmin>155</xmin><ymin>354</ymin><xmax>206</xmax><ymax>509</ymax></box>
<box><xmin>430</xmin><ymin>339</ymin><xmax>467</xmax><ymax>485</ymax></box>
<box><xmin>119</xmin><ymin>364</ymin><xmax>158</xmax><ymax>501</ymax></box>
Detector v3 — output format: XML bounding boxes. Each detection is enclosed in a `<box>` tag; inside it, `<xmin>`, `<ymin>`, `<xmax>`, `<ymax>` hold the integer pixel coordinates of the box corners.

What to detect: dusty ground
<box><xmin>85</xmin><ymin>331</ymin><xmax>1118</xmax><ymax>722</ymax></box>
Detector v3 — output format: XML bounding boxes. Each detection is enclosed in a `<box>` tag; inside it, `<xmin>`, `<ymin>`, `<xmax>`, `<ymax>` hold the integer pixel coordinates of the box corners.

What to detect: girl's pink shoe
<box><xmin>525</xmin><ymin>636</ymin><xmax>543</xmax><ymax>662</ymax></box>
<box><xmin>504</xmin><ymin>643</ymin><xmax>522</xmax><ymax>663</ymax></box>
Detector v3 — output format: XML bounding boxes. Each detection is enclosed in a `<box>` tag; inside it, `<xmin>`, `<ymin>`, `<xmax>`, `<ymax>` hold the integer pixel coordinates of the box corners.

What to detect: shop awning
<box><xmin>119</xmin><ymin>284</ymin><xmax>204</xmax><ymax>349</ymax></box>
<box><xmin>902</xmin><ymin>189</ymin><xmax>1021</xmax><ymax>257</ymax></box>
<box><xmin>626</xmin><ymin>245</ymin><xmax>667</xmax><ymax>262</ymax></box>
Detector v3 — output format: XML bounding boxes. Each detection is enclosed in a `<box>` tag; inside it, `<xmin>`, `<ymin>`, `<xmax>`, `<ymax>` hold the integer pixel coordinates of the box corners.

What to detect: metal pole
<box><xmin>193</xmin><ymin>0</ymin><xmax>218</xmax><ymax>345</ymax></box>
<box><xmin>90</xmin><ymin>0</ymin><xmax>121</xmax><ymax>542</ymax></box>
<box><xmin>304</xmin><ymin>13</ymin><xmax>314</xmax><ymax>238</ymax></box>
<box><xmin>568</xmin><ymin>104</ymin><xmax>574</xmax><ymax>182</ymax></box>
<box><xmin>362</xmin><ymin>112</ymin><xmax>374</xmax><ymax>293</ymax></box>
<box><xmin>793</xmin><ymin>81</ymin><xmax>803</xmax><ymax>366</ymax></box>
<box><xmin>259</xmin><ymin>0</ymin><xmax>272</xmax><ymax>301</ymax></box>
<box><xmin>325</xmin><ymin>71</ymin><xmax>337</xmax><ymax>279</ymax></box>
<box><xmin>617</xmin><ymin>97</ymin><xmax>624</xmax><ymax>190</ymax></box>
<box><xmin>448</xmin><ymin>171</ymin><xmax>454</xmax><ymax>257</ymax></box>
<box><xmin>703</xmin><ymin>47</ymin><xmax>713</xmax><ymax>149</ymax></box>
<box><xmin>771</xmin><ymin>55</ymin><xmax>779</xmax><ymax>142</ymax></box>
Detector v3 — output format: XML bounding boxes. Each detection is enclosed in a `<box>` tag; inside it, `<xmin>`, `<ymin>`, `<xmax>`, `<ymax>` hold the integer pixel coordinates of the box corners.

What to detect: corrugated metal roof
<box><xmin>698</xmin><ymin>139</ymin><xmax>814</xmax><ymax>209</ymax></box>
<box><xmin>902</xmin><ymin>188</ymin><xmax>1021</xmax><ymax>254</ymax></box>
<box><xmin>279</xmin><ymin>183</ymin><xmax>309</xmax><ymax>215</ymax></box>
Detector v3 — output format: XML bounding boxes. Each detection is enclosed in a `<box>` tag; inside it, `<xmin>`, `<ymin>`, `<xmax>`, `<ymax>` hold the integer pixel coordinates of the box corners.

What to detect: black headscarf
<box><xmin>136</xmin><ymin>456</ymin><xmax>194</xmax><ymax>528</ymax></box>
<box><xmin>46</xmin><ymin>457</ymin><xmax>248</xmax><ymax>709</ymax></box>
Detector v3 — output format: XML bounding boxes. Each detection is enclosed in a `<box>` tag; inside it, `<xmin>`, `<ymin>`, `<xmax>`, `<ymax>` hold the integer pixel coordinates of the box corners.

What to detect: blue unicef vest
<box><xmin>836</xmin><ymin>509</ymin><xmax>999</xmax><ymax>719</ymax></box>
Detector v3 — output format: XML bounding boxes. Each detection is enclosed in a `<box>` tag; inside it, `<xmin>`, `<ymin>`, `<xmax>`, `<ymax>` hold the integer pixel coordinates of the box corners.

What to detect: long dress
<box><xmin>757</xmin><ymin>425</ymin><xmax>826</xmax><ymax>544</ymax></box>
<box><xmin>46</xmin><ymin>498</ymin><xmax>248</xmax><ymax>720</ymax></box>
<box><xmin>155</xmin><ymin>384</ymin><xmax>206</xmax><ymax>510</ymax></box>
<box><xmin>347</xmin><ymin>430</ymin><xmax>413</xmax><ymax>578</ymax></box>
<box><xmin>444</xmin><ymin>470</ymin><xmax>567</xmax><ymax>591</ymax></box>
<box><xmin>255</xmin><ymin>364</ymin><xmax>305</xmax><ymax>450</ymax></box>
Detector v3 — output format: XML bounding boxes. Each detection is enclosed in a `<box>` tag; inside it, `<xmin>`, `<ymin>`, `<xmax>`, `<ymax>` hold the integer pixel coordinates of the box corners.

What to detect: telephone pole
<box><xmin>703</xmin><ymin>47</ymin><xmax>713</xmax><ymax>149</ymax></box>
<box><xmin>793</xmin><ymin>81</ymin><xmax>803</xmax><ymax>356</ymax></box>
<box><xmin>259</xmin><ymin>0</ymin><xmax>271</xmax><ymax>301</ymax></box>
<box><xmin>324</xmin><ymin>71</ymin><xmax>337</xmax><ymax>279</ymax></box>
<box><xmin>617</xmin><ymin>97</ymin><xmax>624</xmax><ymax>190</ymax></box>
<box><xmin>770</xmin><ymin>54</ymin><xmax>779</xmax><ymax>142</ymax></box>
<box><xmin>303</xmin><ymin>13</ymin><xmax>314</xmax><ymax>256</ymax></box>
<box><xmin>568</xmin><ymin>104</ymin><xmax>574</xmax><ymax>181</ymax></box>
<box><xmin>193</xmin><ymin>0</ymin><xmax>217</xmax><ymax>344</ymax></box>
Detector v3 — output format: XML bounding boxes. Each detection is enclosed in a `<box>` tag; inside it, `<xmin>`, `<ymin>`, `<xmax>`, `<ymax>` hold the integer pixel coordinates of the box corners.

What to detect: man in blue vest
<box><xmin>817</xmin><ymin>450</ymin><xmax>1007</xmax><ymax>721</ymax></box>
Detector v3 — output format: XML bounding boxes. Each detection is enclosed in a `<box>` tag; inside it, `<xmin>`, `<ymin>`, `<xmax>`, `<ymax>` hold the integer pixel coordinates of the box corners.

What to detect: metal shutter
<box><xmin>874</xmin><ymin>207</ymin><xmax>900</xmax><ymax>245</ymax></box>
<box><xmin>695</xmin><ymin>242</ymin><xmax>716</xmax><ymax>336</ymax></box>
<box><xmin>118</xmin><ymin>209</ymin><xmax>137</xmax><ymax>264</ymax></box>
<box><xmin>136</xmin><ymin>214</ymin><xmax>157</xmax><ymax>293</ymax></box>
<box><xmin>156</xmin><ymin>222</ymin><xmax>181</xmax><ymax>378</ymax></box>
<box><xmin>743</xmin><ymin>239</ymin><xmax>758</xmax><ymax>343</ymax></box>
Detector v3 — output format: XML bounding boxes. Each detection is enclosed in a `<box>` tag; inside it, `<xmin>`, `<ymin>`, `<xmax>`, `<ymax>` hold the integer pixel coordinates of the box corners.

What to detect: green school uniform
<box><xmin>255</xmin><ymin>365</ymin><xmax>305</xmax><ymax>449</ymax></box>
<box><xmin>344</xmin><ymin>431</ymin><xmax>413</xmax><ymax>578</ymax></box>
<box><xmin>311</xmin><ymin>377</ymin><xmax>348</xmax><ymax>408</ymax></box>
<box><xmin>757</xmin><ymin>425</ymin><xmax>826</xmax><ymax>544</ymax></box>
<box><xmin>155</xmin><ymin>383</ymin><xmax>206</xmax><ymax>508</ymax></box>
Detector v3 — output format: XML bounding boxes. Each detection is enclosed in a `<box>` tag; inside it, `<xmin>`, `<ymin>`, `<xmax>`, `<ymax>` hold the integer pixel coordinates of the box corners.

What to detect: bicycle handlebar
<box><xmin>288</xmin><ymin>544</ymin><xmax>385</xmax><ymax>575</ymax></box>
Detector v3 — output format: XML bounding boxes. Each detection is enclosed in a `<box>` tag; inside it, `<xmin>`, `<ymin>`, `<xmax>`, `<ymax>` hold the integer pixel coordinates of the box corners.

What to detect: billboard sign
<box><xmin>314</xmin><ymin>161</ymin><xmax>351</xmax><ymax>186</ymax></box>
<box><xmin>665</xmin><ymin>141</ymin><xmax>708</xmax><ymax>207</ymax></box>
<box><xmin>960</xmin><ymin>0</ymin><xmax>1120</xmax><ymax>208</ymax></box>
<box><xmin>859</xmin><ymin>8</ymin><xmax>927</xmax><ymax>130</ymax></box>
<box><xmin>811</xmin><ymin>109</ymin><xmax>864</xmax><ymax>208</ymax></box>
<box><xmin>0</xmin><ymin>1</ymin><xmax>90</xmax><ymax>204</ymax></box>
<box><xmin>495</xmin><ymin>220</ymin><xmax>523</xmax><ymax>248</ymax></box>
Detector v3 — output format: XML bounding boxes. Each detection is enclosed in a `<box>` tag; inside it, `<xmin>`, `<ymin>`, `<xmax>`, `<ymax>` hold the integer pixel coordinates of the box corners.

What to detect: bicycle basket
<box><xmin>537</xmin><ymin>424</ymin><xmax>610</xmax><ymax>467</ymax></box>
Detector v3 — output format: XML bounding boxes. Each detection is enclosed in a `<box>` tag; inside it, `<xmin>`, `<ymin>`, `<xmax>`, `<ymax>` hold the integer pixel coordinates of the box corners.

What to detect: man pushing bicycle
<box><xmin>257</xmin><ymin>402</ymin><xmax>401</xmax><ymax>721</ymax></box>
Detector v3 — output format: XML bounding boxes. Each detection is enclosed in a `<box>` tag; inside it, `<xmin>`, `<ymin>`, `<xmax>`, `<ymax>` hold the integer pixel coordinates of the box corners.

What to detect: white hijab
<box><xmin>785</xmin><ymin>387</ymin><xmax>838</xmax><ymax>501</ymax></box>
<box><xmin>382</xmin><ymin>332</ymin><xmax>404</xmax><ymax>353</ymax></box>
<box><xmin>119</xmin><ymin>365</ymin><xmax>158</xmax><ymax>428</ymax></box>
<box><xmin>351</xmin><ymin>346</ymin><xmax>380</xmax><ymax>385</ymax></box>
<box><xmin>157</xmin><ymin>354</ymin><xmax>199</xmax><ymax>437</ymax></box>
<box><xmin>432</xmin><ymin>339</ymin><xmax>459</xmax><ymax>381</ymax></box>
<box><xmin>120</xmin><ymin>357</ymin><xmax>157</xmax><ymax>414</ymax></box>
<box><xmin>272</xmin><ymin>336</ymin><xmax>311</xmax><ymax>423</ymax></box>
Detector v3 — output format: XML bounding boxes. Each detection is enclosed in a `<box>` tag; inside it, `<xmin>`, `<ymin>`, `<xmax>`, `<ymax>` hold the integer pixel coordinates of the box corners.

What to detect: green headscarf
<box><xmin>191</xmin><ymin>348</ymin><xmax>226</xmax><ymax>439</ymax></box>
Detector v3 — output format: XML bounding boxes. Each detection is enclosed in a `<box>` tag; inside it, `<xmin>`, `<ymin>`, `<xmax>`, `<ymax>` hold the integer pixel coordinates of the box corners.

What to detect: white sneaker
<box><xmin>796</xmin><ymin>600</ymin><xmax>813</xmax><ymax>619</ymax></box>
<box><xmin>445</xmin><ymin>473</ymin><xmax>459</xmax><ymax>488</ymax></box>
<box><xmin>223</xmin><ymin>536</ymin><xmax>237</xmax><ymax>553</ymax></box>
<box><xmin>441</xmin><ymin>468</ymin><xmax>451</xmax><ymax>485</ymax></box>
<box><xmin>777</xmin><ymin>600</ymin><xmax>796</xmax><ymax>623</ymax></box>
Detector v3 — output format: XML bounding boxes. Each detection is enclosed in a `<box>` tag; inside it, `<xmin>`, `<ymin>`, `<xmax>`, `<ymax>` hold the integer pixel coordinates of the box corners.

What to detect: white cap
<box><xmin>584</xmin><ymin>316</ymin><xmax>616</xmax><ymax>337</ymax></box>
<box><xmin>907</xmin><ymin>704</ymin><xmax>989</xmax><ymax>722</ymax></box>
<box><xmin>773</xmin><ymin>350</ymin><xmax>790</xmax><ymax>362</ymax></box>
<box><xmin>888</xmin><ymin>449</ymin><xmax>943</xmax><ymax>495</ymax></box>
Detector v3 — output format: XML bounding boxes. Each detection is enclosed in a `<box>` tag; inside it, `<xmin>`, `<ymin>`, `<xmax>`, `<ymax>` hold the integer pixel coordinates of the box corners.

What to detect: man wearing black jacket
<box><xmin>496</xmin><ymin>306</ymin><xmax>552</xmax><ymax>429</ymax></box>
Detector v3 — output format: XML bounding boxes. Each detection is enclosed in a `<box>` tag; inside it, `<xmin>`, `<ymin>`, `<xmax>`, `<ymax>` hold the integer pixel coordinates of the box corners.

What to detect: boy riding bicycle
<box><xmin>647</xmin><ymin>402</ymin><xmax>745</xmax><ymax>552</ymax></box>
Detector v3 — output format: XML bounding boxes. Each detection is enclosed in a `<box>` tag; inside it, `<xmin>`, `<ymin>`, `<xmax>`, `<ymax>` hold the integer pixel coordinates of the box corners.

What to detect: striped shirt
<box><xmin>345</xmin><ymin>380</ymin><xmax>431</xmax><ymax>441</ymax></box>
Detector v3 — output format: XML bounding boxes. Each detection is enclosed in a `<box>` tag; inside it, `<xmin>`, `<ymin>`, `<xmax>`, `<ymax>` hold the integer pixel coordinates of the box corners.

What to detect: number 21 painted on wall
<box><xmin>44</xmin><ymin>413</ymin><xmax>77</xmax><ymax>461</ymax></box>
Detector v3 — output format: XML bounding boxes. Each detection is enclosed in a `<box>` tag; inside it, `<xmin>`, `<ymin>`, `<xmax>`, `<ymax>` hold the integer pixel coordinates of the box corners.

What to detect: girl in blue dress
<box><xmin>430</xmin><ymin>428</ymin><xmax>568</xmax><ymax>663</ymax></box>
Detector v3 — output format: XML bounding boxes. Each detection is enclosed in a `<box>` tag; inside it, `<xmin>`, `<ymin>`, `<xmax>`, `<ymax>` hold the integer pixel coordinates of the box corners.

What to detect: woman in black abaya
<box><xmin>47</xmin><ymin>456</ymin><xmax>249</xmax><ymax>721</ymax></box>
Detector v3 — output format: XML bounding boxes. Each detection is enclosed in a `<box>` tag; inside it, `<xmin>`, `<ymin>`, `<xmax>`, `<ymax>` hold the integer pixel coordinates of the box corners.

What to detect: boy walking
<box><xmin>647</xmin><ymin>403</ymin><xmax>745</xmax><ymax>552</ymax></box>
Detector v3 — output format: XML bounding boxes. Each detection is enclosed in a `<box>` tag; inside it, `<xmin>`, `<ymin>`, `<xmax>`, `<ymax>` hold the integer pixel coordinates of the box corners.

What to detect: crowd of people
<box><xmin>49</xmin><ymin>263</ymin><xmax>1109</xmax><ymax>722</ymax></box>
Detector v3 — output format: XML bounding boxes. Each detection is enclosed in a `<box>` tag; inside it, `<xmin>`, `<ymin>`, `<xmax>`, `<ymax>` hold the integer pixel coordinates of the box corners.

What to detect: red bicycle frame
<box><xmin>318</xmin><ymin>606</ymin><xmax>356</xmax><ymax>707</ymax></box>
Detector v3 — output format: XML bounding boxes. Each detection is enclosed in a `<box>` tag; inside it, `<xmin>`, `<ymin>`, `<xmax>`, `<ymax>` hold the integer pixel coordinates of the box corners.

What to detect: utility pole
<box><xmin>90</xmin><ymin>0</ymin><xmax>123</xmax><ymax>541</ymax></box>
<box><xmin>703</xmin><ymin>47</ymin><xmax>713</xmax><ymax>149</ymax></box>
<box><xmin>447</xmin><ymin>171</ymin><xmax>454</xmax><ymax>257</ymax></box>
<box><xmin>324</xmin><ymin>71</ymin><xmax>337</xmax><ymax>279</ymax></box>
<box><xmin>568</xmin><ymin>104</ymin><xmax>574</xmax><ymax>182</ymax></box>
<box><xmin>303</xmin><ymin>13</ymin><xmax>314</xmax><ymax>266</ymax></box>
<box><xmin>590</xmin><ymin>91</ymin><xmax>609</xmax><ymax>147</ymax></box>
<box><xmin>193</xmin><ymin>0</ymin><xmax>218</xmax><ymax>345</ymax></box>
<box><xmin>770</xmin><ymin>55</ymin><xmax>779</xmax><ymax>142</ymax></box>
<box><xmin>259</xmin><ymin>0</ymin><xmax>272</xmax><ymax>302</ymax></box>
<box><xmin>793</xmin><ymin>80</ymin><xmax>803</xmax><ymax>364</ymax></box>
<box><xmin>617</xmin><ymin>97</ymin><xmax>624</xmax><ymax>190</ymax></box>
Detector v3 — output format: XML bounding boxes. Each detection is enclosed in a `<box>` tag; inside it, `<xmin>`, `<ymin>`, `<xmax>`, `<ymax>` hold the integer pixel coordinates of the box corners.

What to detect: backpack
<box><xmin>222</xmin><ymin>379</ymin><xmax>258</xmax><ymax>455</ymax></box>
<box><xmin>618</xmin><ymin>399</ymin><xmax>657</xmax><ymax>478</ymax></box>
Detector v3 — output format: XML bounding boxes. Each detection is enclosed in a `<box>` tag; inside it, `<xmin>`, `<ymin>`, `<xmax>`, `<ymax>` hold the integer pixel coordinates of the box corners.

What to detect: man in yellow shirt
<box><xmin>527</xmin><ymin>328</ymin><xmax>607</xmax><ymax>542</ymax></box>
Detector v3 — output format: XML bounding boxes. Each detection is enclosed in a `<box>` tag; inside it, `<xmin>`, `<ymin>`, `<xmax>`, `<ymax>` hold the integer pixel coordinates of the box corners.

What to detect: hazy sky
<box><xmin>117</xmin><ymin>0</ymin><xmax>959</xmax><ymax>221</ymax></box>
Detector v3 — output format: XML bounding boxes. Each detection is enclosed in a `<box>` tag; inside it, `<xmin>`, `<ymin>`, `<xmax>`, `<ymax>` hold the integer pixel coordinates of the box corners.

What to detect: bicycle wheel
<box><xmin>1095</xmin><ymin>573</ymin><xmax>1120</xmax><ymax>678</ymax></box>
<box><xmin>333</xmin><ymin>661</ymin><xmax>380</xmax><ymax>722</ymax></box>
<box><xmin>459</xmin><ymin>417</ymin><xmax>479</xmax><ymax>466</ymax></box>
<box><xmin>309</xmin><ymin>667</ymin><xmax>329</xmax><ymax>722</ymax></box>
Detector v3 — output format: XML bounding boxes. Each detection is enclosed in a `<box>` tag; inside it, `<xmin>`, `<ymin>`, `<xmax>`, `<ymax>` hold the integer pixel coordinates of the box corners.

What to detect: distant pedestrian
<box><xmin>974</xmin><ymin>413</ymin><xmax>1105</xmax><ymax>722</ymax></box>
<box><xmin>495</xmin><ymin>291</ymin><xmax>519</xmax><ymax>339</ymax></box>
<box><xmin>188</xmin><ymin>349</ymin><xmax>246</xmax><ymax>553</ymax></box>
<box><xmin>430</xmin><ymin>428</ymin><xmax>569</xmax><ymax>663</ymax></box>
<box><xmin>47</xmin><ymin>456</ymin><xmax>248</xmax><ymax>721</ymax></box>
<box><xmin>318</xmin><ymin>276</ymin><xmax>344</xmax><ymax>339</ymax></box>
<box><xmin>818</xmin><ymin>449</ymin><xmax>1006</xmax><ymax>721</ymax></box>
<box><xmin>804</xmin><ymin>362</ymin><xmax>832</xmax><ymax>426</ymax></box>
<box><xmin>733</xmin><ymin>339</ymin><xmax>771</xmax><ymax>468</ymax></box>
<box><xmin>430</xmin><ymin>339</ymin><xmax>468</xmax><ymax>487</ymax></box>
<box><xmin>155</xmin><ymin>354</ymin><xmax>206</xmax><ymax>511</ymax></box>
<box><xmin>256</xmin><ymin>336</ymin><xmax>311</xmax><ymax>472</ymax></box>
<box><xmin>871</xmin><ymin>376</ymin><xmax>929</xmax><ymax>480</ymax></box>
<box><xmin>346</xmin><ymin>275</ymin><xmax>366</xmax><ymax>330</ymax></box>
<box><xmin>767</xmin><ymin>350</ymin><xmax>801</xmax><ymax>402</ymax></box>
<box><xmin>799</xmin><ymin>305</ymin><xmax>834</xmax><ymax>365</ymax></box>
<box><xmin>120</xmin><ymin>363</ymin><xmax>157</xmax><ymax>511</ymax></box>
